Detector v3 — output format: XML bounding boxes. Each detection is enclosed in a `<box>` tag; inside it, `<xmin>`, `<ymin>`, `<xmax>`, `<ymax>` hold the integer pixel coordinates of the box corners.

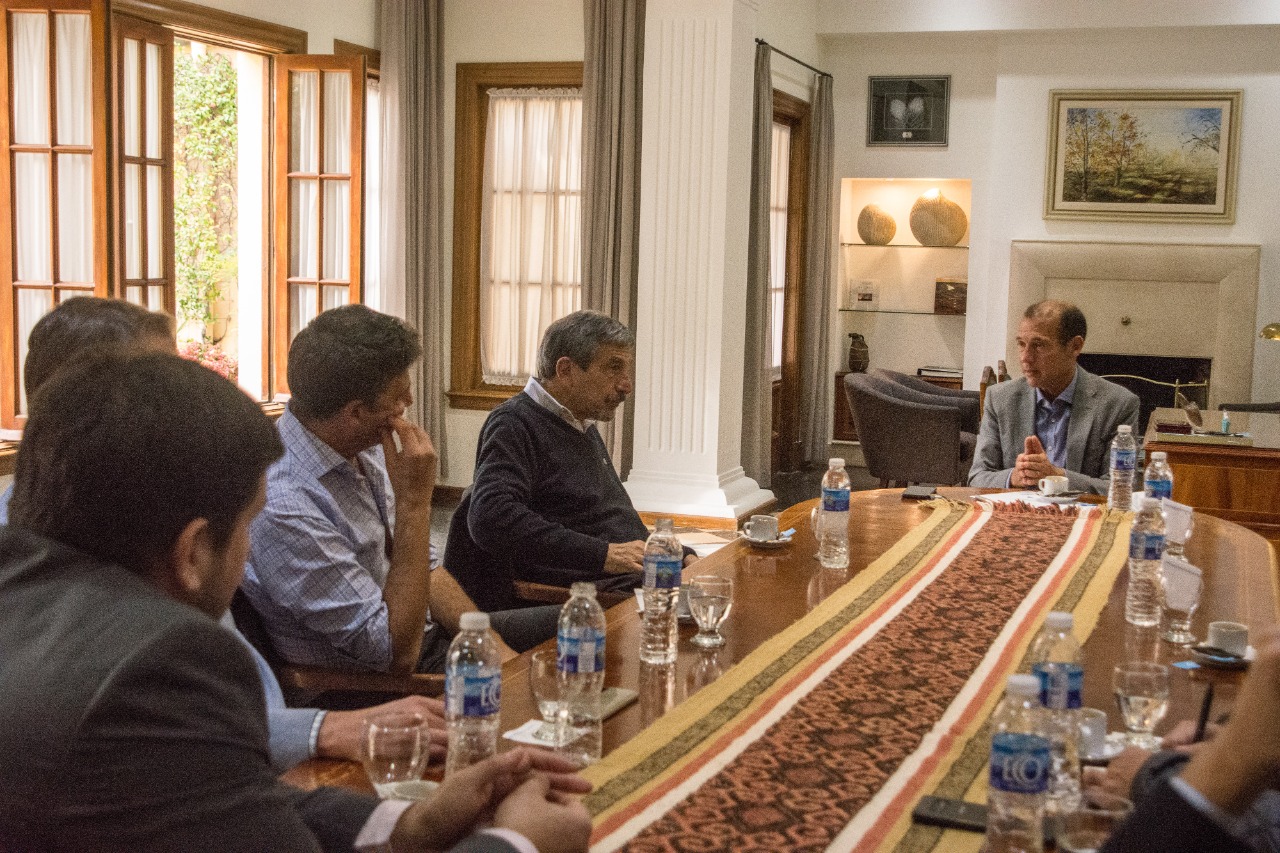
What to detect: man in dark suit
<box><xmin>0</xmin><ymin>352</ymin><xmax>590</xmax><ymax>852</ymax></box>
<box><xmin>968</xmin><ymin>300</ymin><xmax>1140</xmax><ymax>494</ymax></box>
<box><xmin>1102</xmin><ymin>628</ymin><xmax>1280</xmax><ymax>852</ymax></box>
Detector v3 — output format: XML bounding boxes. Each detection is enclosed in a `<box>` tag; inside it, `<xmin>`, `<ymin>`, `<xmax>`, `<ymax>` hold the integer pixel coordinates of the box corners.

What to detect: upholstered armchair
<box><xmin>844</xmin><ymin>372</ymin><xmax>977</xmax><ymax>487</ymax></box>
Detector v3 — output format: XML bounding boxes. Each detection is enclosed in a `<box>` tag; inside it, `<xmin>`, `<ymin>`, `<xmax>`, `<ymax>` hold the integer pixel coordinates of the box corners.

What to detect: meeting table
<box><xmin>281</xmin><ymin>488</ymin><xmax>1277</xmax><ymax>852</ymax></box>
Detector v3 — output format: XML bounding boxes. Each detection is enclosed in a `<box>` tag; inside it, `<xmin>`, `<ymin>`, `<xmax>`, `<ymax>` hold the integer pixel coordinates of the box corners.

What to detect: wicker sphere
<box><xmin>909</xmin><ymin>190</ymin><xmax>968</xmax><ymax>247</ymax></box>
<box><xmin>856</xmin><ymin>204</ymin><xmax>896</xmax><ymax>245</ymax></box>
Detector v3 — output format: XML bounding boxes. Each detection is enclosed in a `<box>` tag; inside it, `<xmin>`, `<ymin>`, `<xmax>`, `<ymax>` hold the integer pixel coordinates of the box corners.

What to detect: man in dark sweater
<box><xmin>447</xmin><ymin>311</ymin><xmax>695</xmax><ymax>612</ymax></box>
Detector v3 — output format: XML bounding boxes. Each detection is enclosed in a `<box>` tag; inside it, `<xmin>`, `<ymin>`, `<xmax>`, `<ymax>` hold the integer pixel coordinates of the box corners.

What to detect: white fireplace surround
<box><xmin>1007</xmin><ymin>240</ymin><xmax>1260</xmax><ymax>412</ymax></box>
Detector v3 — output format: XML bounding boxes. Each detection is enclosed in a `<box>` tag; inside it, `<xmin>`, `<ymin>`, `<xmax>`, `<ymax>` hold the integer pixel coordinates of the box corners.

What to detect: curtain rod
<box><xmin>755</xmin><ymin>38</ymin><xmax>831</xmax><ymax>79</ymax></box>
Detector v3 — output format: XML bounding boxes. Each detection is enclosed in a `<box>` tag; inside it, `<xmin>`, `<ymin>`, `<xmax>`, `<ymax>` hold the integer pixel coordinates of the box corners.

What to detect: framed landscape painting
<box><xmin>1044</xmin><ymin>89</ymin><xmax>1241</xmax><ymax>223</ymax></box>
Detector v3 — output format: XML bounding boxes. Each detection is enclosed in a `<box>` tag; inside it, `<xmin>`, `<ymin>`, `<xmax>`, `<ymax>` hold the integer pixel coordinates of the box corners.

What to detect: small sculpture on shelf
<box><xmin>856</xmin><ymin>204</ymin><xmax>896</xmax><ymax>245</ymax></box>
<box><xmin>847</xmin><ymin>333</ymin><xmax>870</xmax><ymax>373</ymax></box>
<box><xmin>909</xmin><ymin>189</ymin><xmax>968</xmax><ymax>247</ymax></box>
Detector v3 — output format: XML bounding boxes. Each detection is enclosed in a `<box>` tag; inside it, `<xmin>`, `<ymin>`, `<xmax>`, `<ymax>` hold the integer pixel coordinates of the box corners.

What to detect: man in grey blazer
<box><xmin>0</xmin><ymin>352</ymin><xmax>591</xmax><ymax>852</ymax></box>
<box><xmin>969</xmin><ymin>300</ymin><xmax>1139</xmax><ymax>495</ymax></box>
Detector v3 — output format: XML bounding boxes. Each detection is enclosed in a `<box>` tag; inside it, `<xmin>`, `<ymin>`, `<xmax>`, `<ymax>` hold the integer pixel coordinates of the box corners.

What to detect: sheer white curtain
<box><xmin>768</xmin><ymin>122</ymin><xmax>791</xmax><ymax>377</ymax></box>
<box><xmin>479</xmin><ymin>87</ymin><xmax>582</xmax><ymax>385</ymax></box>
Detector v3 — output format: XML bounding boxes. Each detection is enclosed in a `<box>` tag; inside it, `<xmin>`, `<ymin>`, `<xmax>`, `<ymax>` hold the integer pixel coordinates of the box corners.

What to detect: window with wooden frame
<box><xmin>0</xmin><ymin>0</ymin><xmax>109</xmax><ymax>431</ymax></box>
<box><xmin>2</xmin><ymin>0</ymin><xmax>375</xmax><ymax>432</ymax></box>
<box><xmin>449</xmin><ymin>61</ymin><xmax>583</xmax><ymax>411</ymax></box>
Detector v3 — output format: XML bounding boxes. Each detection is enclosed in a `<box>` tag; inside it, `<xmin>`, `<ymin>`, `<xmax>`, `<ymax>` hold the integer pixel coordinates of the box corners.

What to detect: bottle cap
<box><xmin>459</xmin><ymin>612</ymin><xmax>490</xmax><ymax>631</ymax></box>
<box><xmin>1151</xmin><ymin>451</ymin><xmax>1167</xmax><ymax>462</ymax></box>
<box><xmin>1117</xmin><ymin>425</ymin><xmax>1132</xmax><ymax>434</ymax></box>
<box><xmin>1006</xmin><ymin>674</ymin><xmax>1040</xmax><ymax>696</ymax></box>
<box><xmin>571</xmin><ymin>581</ymin><xmax>598</xmax><ymax>599</ymax></box>
<box><xmin>829</xmin><ymin>457</ymin><xmax>846</xmax><ymax>468</ymax></box>
<box><xmin>1045</xmin><ymin>611</ymin><xmax>1074</xmax><ymax>630</ymax></box>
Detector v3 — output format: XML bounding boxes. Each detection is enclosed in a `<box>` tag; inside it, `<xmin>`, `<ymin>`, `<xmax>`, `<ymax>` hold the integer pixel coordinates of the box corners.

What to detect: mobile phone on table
<box><xmin>911</xmin><ymin>795</ymin><xmax>987</xmax><ymax>833</ymax></box>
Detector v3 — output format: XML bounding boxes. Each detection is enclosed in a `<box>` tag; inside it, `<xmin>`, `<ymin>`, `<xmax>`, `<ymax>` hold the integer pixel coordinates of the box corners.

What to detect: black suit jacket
<box><xmin>1101</xmin><ymin>777</ymin><xmax>1251</xmax><ymax>853</ymax></box>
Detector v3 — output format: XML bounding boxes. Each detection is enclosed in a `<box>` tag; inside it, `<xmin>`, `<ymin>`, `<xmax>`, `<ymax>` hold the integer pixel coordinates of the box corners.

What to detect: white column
<box><xmin>624</xmin><ymin>0</ymin><xmax>773</xmax><ymax>520</ymax></box>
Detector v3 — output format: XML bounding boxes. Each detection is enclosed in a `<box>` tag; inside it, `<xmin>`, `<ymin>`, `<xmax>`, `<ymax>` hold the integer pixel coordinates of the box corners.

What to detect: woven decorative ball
<box><xmin>909</xmin><ymin>191</ymin><xmax>968</xmax><ymax>247</ymax></box>
<box><xmin>856</xmin><ymin>204</ymin><xmax>896</xmax><ymax>245</ymax></box>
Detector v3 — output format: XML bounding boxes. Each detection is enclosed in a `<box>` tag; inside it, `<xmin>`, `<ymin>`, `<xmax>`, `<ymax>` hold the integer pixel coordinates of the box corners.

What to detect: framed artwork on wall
<box><xmin>1044</xmin><ymin>89</ymin><xmax>1242</xmax><ymax>223</ymax></box>
<box><xmin>866</xmin><ymin>76</ymin><xmax>950</xmax><ymax>146</ymax></box>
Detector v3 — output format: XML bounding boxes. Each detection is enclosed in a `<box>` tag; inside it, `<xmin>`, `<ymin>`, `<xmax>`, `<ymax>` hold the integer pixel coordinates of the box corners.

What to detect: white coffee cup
<box><xmin>744</xmin><ymin>514</ymin><xmax>779</xmax><ymax>542</ymax></box>
<box><xmin>1039</xmin><ymin>475</ymin><xmax>1070</xmax><ymax>496</ymax></box>
<box><xmin>1078</xmin><ymin>707</ymin><xmax>1108</xmax><ymax>758</ymax></box>
<box><xmin>1207</xmin><ymin>621</ymin><xmax>1249</xmax><ymax>657</ymax></box>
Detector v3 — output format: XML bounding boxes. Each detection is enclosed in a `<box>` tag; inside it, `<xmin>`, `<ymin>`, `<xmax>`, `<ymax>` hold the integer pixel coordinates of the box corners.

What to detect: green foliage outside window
<box><xmin>174</xmin><ymin>48</ymin><xmax>237</xmax><ymax>339</ymax></box>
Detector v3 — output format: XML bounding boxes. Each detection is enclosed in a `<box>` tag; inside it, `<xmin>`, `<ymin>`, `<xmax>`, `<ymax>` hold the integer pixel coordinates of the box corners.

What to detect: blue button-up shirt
<box><xmin>241</xmin><ymin>407</ymin><xmax>436</xmax><ymax>672</ymax></box>
<box><xmin>1035</xmin><ymin>368</ymin><xmax>1078</xmax><ymax>471</ymax></box>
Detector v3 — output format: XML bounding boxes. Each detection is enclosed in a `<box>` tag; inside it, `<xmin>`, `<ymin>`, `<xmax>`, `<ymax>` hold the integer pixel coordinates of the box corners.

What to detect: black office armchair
<box><xmin>844</xmin><ymin>373</ymin><xmax>977</xmax><ymax>488</ymax></box>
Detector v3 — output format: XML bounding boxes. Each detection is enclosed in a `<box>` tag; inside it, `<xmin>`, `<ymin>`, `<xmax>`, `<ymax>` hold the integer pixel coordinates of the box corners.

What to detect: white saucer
<box><xmin>1080</xmin><ymin>732</ymin><xmax>1129</xmax><ymax>764</ymax></box>
<box><xmin>743</xmin><ymin>535</ymin><xmax>793</xmax><ymax>550</ymax></box>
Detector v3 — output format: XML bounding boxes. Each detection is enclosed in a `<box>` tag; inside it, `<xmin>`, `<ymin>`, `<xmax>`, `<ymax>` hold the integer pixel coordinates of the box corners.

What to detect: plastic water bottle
<box><xmin>1029</xmin><ymin>612</ymin><xmax>1083</xmax><ymax>817</ymax></box>
<box><xmin>1144</xmin><ymin>451</ymin><xmax>1173</xmax><ymax>501</ymax></box>
<box><xmin>987</xmin><ymin>674</ymin><xmax>1050</xmax><ymax>853</ymax></box>
<box><xmin>444</xmin><ymin>612</ymin><xmax>501</xmax><ymax>777</ymax></box>
<box><xmin>1125</xmin><ymin>497</ymin><xmax>1166</xmax><ymax>628</ymax></box>
<box><xmin>641</xmin><ymin>518</ymin><xmax>683</xmax><ymax>664</ymax></box>
<box><xmin>1107</xmin><ymin>425</ymin><xmax>1136</xmax><ymax>511</ymax></box>
<box><xmin>818</xmin><ymin>458</ymin><xmax>851</xmax><ymax>569</ymax></box>
<box><xmin>557</xmin><ymin>582</ymin><xmax>606</xmax><ymax>765</ymax></box>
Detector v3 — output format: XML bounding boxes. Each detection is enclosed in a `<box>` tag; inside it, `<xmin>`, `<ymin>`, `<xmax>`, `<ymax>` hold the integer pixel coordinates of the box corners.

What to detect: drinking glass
<box><xmin>528</xmin><ymin>649</ymin><xmax>568</xmax><ymax>746</ymax></box>
<box><xmin>687</xmin><ymin>575</ymin><xmax>734</xmax><ymax>648</ymax></box>
<box><xmin>361</xmin><ymin>711</ymin><xmax>429</xmax><ymax>798</ymax></box>
<box><xmin>1161</xmin><ymin>561</ymin><xmax>1202</xmax><ymax>645</ymax></box>
<box><xmin>1112</xmin><ymin>662</ymin><xmax>1169</xmax><ymax>750</ymax></box>
<box><xmin>1055</xmin><ymin>791</ymin><xmax>1133</xmax><ymax>853</ymax></box>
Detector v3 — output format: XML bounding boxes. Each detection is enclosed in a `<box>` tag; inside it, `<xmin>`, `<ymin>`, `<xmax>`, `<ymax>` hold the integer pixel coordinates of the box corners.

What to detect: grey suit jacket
<box><xmin>0</xmin><ymin>526</ymin><xmax>519</xmax><ymax>853</ymax></box>
<box><xmin>968</xmin><ymin>367</ymin><xmax>1140</xmax><ymax>495</ymax></box>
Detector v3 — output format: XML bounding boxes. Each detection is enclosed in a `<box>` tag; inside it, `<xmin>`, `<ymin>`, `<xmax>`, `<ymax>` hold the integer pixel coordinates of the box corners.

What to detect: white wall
<box><xmin>827</xmin><ymin>25</ymin><xmax>1280</xmax><ymax>402</ymax></box>
<box><xmin>439</xmin><ymin>0</ymin><xmax>585</xmax><ymax>485</ymax></box>
<box><xmin>198</xmin><ymin>0</ymin><xmax>379</xmax><ymax>53</ymax></box>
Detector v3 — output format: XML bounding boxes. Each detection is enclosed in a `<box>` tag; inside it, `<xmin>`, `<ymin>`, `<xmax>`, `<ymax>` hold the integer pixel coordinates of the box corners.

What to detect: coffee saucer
<box><xmin>743</xmin><ymin>534</ymin><xmax>792</xmax><ymax>550</ymax></box>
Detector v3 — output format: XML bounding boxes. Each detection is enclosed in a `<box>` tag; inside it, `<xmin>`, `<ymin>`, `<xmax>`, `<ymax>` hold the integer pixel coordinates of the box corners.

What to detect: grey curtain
<box><xmin>381</xmin><ymin>0</ymin><xmax>448</xmax><ymax>478</ymax></box>
<box><xmin>741</xmin><ymin>43</ymin><xmax>773</xmax><ymax>487</ymax></box>
<box><xmin>800</xmin><ymin>74</ymin><xmax>834</xmax><ymax>467</ymax></box>
<box><xmin>582</xmin><ymin>0</ymin><xmax>644</xmax><ymax>474</ymax></box>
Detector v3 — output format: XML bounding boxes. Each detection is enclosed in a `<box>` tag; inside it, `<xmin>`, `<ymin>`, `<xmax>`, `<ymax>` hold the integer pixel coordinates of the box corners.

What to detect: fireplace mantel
<box><xmin>1008</xmin><ymin>240</ymin><xmax>1260</xmax><ymax>411</ymax></box>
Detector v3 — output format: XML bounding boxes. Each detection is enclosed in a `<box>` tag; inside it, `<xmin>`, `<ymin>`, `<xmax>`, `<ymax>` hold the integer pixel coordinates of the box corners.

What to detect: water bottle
<box><xmin>1029</xmin><ymin>612</ymin><xmax>1083</xmax><ymax>817</ymax></box>
<box><xmin>1107</xmin><ymin>425</ymin><xmax>1136</xmax><ymax>511</ymax></box>
<box><xmin>444</xmin><ymin>612</ymin><xmax>501</xmax><ymax>777</ymax></box>
<box><xmin>987</xmin><ymin>674</ymin><xmax>1050</xmax><ymax>853</ymax></box>
<box><xmin>1143</xmin><ymin>451</ymin><xmax>1173</xmax><ymax>501</ymax></box>
<box><xmin>818</xmin><ymin>458</ymin><xmax>851</xmax><ymax>569</ymax></box>
<box><xmin>1125</xmin><ymin>498</ymin><xmax>1166</xmax><ymax>628</ymax></box>
<box><xmin>557</xmin><ymin>582</ymin><xmax>606</xmax><ymax>765</ymax></box>
<box><xmin>641</xmin><ymin>518</ymin><xmax>683</xmax><ymax>664</ymax></box>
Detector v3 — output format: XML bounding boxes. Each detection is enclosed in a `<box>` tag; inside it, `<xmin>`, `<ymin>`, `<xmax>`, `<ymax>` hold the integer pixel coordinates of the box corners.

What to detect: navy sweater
<box><xmin>447</xmin><ymin>392</ymin><xmax>649</xmax><ymax>610</ymax></box>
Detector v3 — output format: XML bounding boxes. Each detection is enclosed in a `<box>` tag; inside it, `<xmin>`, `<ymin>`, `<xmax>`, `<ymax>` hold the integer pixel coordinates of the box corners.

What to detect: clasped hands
<box><xmin>1010</xmin><ymin>435</ymin><xmax>1064</xmax><ymax>489</ymax></box>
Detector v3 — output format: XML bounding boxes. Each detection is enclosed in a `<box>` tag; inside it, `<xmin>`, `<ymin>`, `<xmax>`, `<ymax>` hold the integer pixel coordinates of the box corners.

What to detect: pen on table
<box><xmin>1193</xmin><ymin>682</ymin><xmax>1215</xmax><ymax>743</ymax></box>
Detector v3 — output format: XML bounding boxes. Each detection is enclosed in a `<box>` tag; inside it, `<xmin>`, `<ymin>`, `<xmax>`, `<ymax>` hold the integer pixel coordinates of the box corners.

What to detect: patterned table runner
<box><xmin>581</xmin><ymin>499</ymin><xmax>1132</xmax><ymax>853</ymax></box>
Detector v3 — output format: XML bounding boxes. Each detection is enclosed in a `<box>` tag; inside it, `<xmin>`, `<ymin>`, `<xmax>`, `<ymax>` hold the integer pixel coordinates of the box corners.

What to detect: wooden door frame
<box><xmin>771</xmin><ymin>89</ymin><xmax>810</xmax><ymax>474</ymax></box>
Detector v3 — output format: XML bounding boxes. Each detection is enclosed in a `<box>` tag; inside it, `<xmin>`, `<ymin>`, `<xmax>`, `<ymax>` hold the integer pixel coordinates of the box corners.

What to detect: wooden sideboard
<box><xmin>1145</xmin><ymin>407</ymin><xmax>1280</xmax><ymax>543</ymax></box>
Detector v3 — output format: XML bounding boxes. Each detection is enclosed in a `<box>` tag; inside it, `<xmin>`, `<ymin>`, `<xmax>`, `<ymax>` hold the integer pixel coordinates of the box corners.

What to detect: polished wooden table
<box><xmin>283</xmin><ymin>488</ymin><xmax>1278</xmax><ymax>794</ymax></box>
<box><xmin>1145</xmin><ymin>407</ymin><xmax>1280</xmax><ymax>542</ymax></box>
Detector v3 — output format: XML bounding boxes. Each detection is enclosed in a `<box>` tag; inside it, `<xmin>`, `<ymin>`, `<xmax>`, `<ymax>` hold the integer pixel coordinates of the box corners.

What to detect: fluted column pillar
<box><xmin>623</xmin><ymin>0</ymin><xmax>773</xmax><ymax>521</ymax></box>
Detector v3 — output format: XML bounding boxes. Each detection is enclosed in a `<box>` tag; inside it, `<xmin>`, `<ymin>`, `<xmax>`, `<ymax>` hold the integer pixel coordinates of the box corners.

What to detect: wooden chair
<box><xmin>230</xmin><ymin>590</ymin><xmax>442</xmax><ymax>708</ymax></box>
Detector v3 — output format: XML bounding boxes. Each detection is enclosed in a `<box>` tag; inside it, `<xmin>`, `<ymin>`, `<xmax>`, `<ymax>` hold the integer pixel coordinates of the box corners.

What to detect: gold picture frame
<box><xmin>1044</xmin><ymin>89</ymin><xmax>1241</xmax><ymax>223</ymax></box>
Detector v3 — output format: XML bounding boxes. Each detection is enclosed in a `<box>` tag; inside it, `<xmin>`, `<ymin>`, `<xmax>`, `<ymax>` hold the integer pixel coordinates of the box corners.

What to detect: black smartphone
<box><xmin>910</xmin><ymin>795</ymin><xmax>988</xmax><ymax>834</ymax></box>
<box><xmin>902</xmin><ymin>485</ymin><xmax>938</xmax><ymax>500</ymax></box>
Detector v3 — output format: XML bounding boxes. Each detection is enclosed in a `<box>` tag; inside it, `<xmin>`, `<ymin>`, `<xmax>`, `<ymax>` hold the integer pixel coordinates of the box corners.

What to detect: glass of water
<box><xmin>361</xmin><ymin>711</ymin><xmax>430</xmax><ymax>798</ymax></box>
<box><xmin>1055</xmin><ymin>791</ymin><xmax>1133</xmax><ymax>853</ymax></box>
<box><xmin>1112</xmin><ymin>662</ymin><xmax>1169</xmax><ymax>750</ymax></box>
<box><xmin>687</xmin><ymin>575</ymin><xmax>734</xmax><ymax>648</ymax></box>
<box><xmin>528</xmin><ymin>649</ymin><xmax>567</xmax><ymax>745</ymax></box>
